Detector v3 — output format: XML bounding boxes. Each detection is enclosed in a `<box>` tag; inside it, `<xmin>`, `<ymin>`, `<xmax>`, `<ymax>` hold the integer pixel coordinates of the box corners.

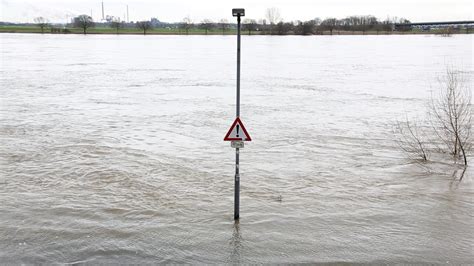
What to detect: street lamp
<box><xmin>233</xmin><ymin>8</ymin><xmax>244</xmax><ymax>220</ymax></box>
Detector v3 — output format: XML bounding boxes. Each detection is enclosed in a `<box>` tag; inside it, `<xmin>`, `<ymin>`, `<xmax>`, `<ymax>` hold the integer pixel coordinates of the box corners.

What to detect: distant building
<box><xmin>105</xmin><ymin>15</ymin><xmax>120</xmax><ymax>23</ymax></box>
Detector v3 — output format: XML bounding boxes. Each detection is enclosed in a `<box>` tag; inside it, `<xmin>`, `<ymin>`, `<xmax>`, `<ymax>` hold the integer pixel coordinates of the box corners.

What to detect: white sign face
<box><xmin>224</xmin><ymin>117</ymin><xmax>252</xmax><ymax>141</ymax></box>
<box><xmin>231</xmin><ymin>141</ymin><xmax>244</xmax><ymax>148</ymax></box>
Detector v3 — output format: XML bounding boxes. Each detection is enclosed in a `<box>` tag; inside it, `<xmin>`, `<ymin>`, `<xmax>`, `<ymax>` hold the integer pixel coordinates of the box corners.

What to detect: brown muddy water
<box><xmin>0</xmin><ymin>33</ymin><xmax>473</xmax><ymax>263</ymax></box>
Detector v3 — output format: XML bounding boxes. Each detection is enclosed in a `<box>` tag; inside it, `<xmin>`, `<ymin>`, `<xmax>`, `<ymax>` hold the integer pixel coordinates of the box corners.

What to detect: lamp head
<box><xmin>232</xmin><ymin>8</ymin><xmax>245</xmax><ymax>17</ymax></box>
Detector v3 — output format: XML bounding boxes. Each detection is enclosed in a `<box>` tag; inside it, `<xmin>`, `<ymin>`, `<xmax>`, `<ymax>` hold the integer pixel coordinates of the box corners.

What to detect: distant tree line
<box><xmin>250</xmin><ymin>15</ymin><xmax>412</xmax><ymax>35</ymax></box>
<box><xmin>178</xmin><ymin>14</ymin><xmax>412</xmax><ymax>36</ymax></box>
<box><xmin>31</xmin><ymin>9</ymin><xmax>415</xmax><ymax>35</ymax></box>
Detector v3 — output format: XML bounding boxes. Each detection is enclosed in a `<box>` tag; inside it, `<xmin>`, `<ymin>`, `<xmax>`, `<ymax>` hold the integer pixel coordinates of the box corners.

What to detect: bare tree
<box><xmin>73</xmin><ymin>15</ymin><xmax>94</xmax><ymax>34</ymax></box>
<box><xmin>242</xmin><ymin>19</ymin><xmax>258</xmax><ymax>35</ymax></box>
<box><xmin>265</xmin><ymin>7</ymin><xmax>282</xmax><ymax>25</ymax></box>
<box><xmin>321</xmin><ymin>18</ymin><xmax>338</xmax><ymax>35</ymax></box>
<box><xmin>110</xmin><ymin>20</ymin><xmax>124</xmax><ymax>34</ymax></box>
<box><xmin>180</xmin><ymin>16</ymin><xmax>193</xmax><ymax>35</ymax></box>
<box><xmin>265</xmin><ymin>7</ymin><xmax>282</xmax><ymax>34</ymax></box>
<box><xmin>136</xmin><ymin>21</ymin><xmax>152</xmax><ymax>35</ymax></box>
<box><xmin>200</xmin><ymin>19</ymin><xmax>215</xmax><ymax>35</ymax></box>
<box><xmin>218</xmin><ymin>19</ymin><xmax>229</xmax><ymax>35</ymax></box>
<box><xmin>34</xmin><ymin>17</ymin><xmax>49</xmax><ymax>33</ymax></box>
<box><xmin>430</xmin><ymin>68</ymin><xmax>472</xmax><ymax>166</ymax></box>
<box><xmin>395</xmin><ymin>18</ymin><xmax>412</xmax><ymax>32</ymax></box>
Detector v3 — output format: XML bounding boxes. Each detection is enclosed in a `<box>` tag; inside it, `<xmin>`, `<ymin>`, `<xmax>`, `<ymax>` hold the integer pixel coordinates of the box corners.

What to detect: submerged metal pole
<box><xmin>234</xmin><ymin>148</ymin><xmax>240</xmax><ymax>220</ymax></box>
<box><xmin>234</xmin><ymin>13</ymin><xmax>241</xmax><ymax>220</ymax></box>
<box><xmin>230</xmin><ymin>8</ymin><xmax>245</xmax><ymax>221</ymax></box>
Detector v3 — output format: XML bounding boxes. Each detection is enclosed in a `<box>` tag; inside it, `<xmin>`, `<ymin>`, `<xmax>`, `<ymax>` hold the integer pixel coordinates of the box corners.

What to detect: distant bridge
<box><xmin>394</xmin><ymin>20</ymin><xmax>474</xmax><ymax>30</ymax></box>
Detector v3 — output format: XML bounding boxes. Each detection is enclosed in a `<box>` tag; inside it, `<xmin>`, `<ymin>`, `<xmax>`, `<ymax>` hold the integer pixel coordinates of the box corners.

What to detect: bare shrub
<box><xmin>430</xmin><ymin>68</ymin><xmax>472</xmax><ymax>165</ymax></box>
<box><xmin>397</xmin><ymin>67</ymin><xmax>472</xmax><ymax>180</ymax></box>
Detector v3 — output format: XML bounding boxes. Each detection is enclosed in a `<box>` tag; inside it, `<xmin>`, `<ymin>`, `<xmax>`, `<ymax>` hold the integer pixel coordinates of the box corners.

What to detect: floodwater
<box><xmin>0</xmin><ymin>33</ymin><xmax>473</xmax><ymax>264</ymax></box>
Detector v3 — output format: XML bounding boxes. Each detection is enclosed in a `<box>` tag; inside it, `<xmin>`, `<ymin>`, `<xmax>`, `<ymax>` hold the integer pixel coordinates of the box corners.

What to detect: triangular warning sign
<box><xmin>224</xmin><ymin>117</ymin><xmax>252</xmax><ymax>141</ymax></box>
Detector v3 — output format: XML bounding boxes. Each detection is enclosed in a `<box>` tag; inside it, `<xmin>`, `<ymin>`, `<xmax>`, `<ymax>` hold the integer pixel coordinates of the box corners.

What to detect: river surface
<box><xmin>0</xmin><ymin>33</ymin><xmax>473</xmax><ymax>264</ymax></box>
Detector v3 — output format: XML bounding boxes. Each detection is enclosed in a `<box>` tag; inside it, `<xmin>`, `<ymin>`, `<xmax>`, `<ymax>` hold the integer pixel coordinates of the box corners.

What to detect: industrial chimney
<box><xmin>102</xmin><ymin>1</ymin><xmax>105</xmax><ymax>21</ymax></box>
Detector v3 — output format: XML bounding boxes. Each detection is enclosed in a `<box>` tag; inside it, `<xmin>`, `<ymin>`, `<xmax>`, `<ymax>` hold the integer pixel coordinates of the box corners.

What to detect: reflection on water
<box><xmin>228</xmin><ymin>222</ymin><xmax>243</xmax><ymax>263</ymax></box>
<box><xmin>0</xmin><ymin>33</ymin><xmax>473</xmax><ymax>263</ymax></box>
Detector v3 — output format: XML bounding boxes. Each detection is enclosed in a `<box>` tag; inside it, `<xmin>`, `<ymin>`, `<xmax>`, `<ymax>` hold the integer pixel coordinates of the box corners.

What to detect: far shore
<box><xmin>1</xmin><ymin>25</ymin><xmax>471</xmax><ymax>36</ymax></box>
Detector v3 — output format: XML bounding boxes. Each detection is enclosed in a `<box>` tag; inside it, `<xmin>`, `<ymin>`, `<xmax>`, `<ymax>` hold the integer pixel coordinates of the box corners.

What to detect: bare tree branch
<box><xmin>394</xmin><ymin>116</ymin><xmax>430</xmax><ymax>162</ymax></box>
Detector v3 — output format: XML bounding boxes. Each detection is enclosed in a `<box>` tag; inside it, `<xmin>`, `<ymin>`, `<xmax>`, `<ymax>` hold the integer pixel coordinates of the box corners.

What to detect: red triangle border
<box><xmin>224</xmin><ymin>117</ymin><xmax>252</xmax><ymax>141</ymax></box>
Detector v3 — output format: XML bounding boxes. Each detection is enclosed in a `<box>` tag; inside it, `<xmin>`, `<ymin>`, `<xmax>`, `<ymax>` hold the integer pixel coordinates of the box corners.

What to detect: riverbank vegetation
<box><xmin>1</xmin><ymin>23</ymin><xmax>469</xmax><ymax>36</ymax></box>
<box><xmin>1</xmin><ymin>7</ymin><xmax>472</xmax><ymax>36</ymax></box>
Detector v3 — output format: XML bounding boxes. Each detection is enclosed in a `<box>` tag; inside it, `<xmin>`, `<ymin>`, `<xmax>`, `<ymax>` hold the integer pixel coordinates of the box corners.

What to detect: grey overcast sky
<box><xmin>1</xmin><ymin>0</ymin><xmax>473</xmax><ymax>23</ymax></box>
